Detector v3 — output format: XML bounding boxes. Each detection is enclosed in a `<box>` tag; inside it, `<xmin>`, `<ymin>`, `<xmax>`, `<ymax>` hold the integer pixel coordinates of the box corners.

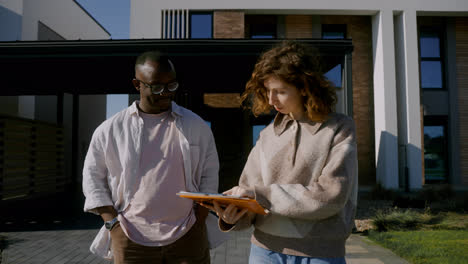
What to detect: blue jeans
<box><xmin>249</xmin><ymin>243</ymin><xmax>346</xmax><ymax>264</ymax></box>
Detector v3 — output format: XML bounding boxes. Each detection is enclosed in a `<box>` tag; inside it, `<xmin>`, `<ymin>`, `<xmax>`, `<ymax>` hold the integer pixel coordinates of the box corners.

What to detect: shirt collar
<box><xmin>129</xmin><ymin>100</ymin><xmax>182</xmax><ymax>118</ymax></box>
<box><xmin>273</xmin><ymin>113</ymin><xmax>324</xmax><ymax>136</ymax></box>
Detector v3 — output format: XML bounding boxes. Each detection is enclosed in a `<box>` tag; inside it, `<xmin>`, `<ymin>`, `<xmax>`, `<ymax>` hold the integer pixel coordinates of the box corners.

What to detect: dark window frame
<box><xmin>418</xmin><ymin>26</ymin><xmax>446</xmax><ymax>90</ymax></box>
<box><xmin>245</xmin><ymin>15</ymin><xmax>277</xmax><ymax>39</ymax></box>
<box><xmin>423</xmin><ymin>115</ymin><xmax>449</xmax><ymax>183</ymax></box>
<box><xmin>189</xmin><ymin>11</ymin><xmax>213</xmax><ymax>39</ymax></box>
<box><xmin>321</xmin><ymin>24</ymin><xmax>347</xmax><ymax>39</ymax></box>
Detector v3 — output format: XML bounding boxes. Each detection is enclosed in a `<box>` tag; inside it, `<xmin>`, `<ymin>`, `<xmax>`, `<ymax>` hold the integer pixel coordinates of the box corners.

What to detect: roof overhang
<box><xmin>0</xmin><ymin>39</ymin><xmax>353</xmax><ymax>96</ymax></box>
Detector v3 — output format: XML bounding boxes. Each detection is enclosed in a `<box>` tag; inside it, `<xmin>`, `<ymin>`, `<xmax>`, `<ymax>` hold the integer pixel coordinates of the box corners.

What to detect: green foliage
<box><xmin>368</xmin><ymin>230</ymin><xmax>468</xmax><ymax>264</ymax></box>
<box><xmin>371</xmin><ymin>208</ymin><xmax>434</xmax><ymax>232</ymax></box>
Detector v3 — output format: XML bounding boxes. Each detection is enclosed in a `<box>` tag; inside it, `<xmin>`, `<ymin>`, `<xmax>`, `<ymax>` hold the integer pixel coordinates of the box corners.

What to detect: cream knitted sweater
<box><xmin>223</xmin><ymin>112</ymin><xmax>358</xmax><ymax>258</ymax></box>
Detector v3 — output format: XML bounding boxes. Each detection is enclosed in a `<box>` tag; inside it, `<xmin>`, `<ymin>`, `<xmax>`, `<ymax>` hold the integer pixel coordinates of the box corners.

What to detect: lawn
<box><xmin>366</xmin><ymin>210</ymin><xmax>468</xmax><ymax>264</ymax></box>
<box><xmin>368</xmin><ymin>230</ymin><xmax>468</xmax><ymax>264</ymax></box>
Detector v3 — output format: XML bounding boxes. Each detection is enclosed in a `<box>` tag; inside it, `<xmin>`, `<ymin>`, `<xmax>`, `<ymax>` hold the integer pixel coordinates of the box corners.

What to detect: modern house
<box><xmin>1</xmin><ymin>0</ymin><xmax>467</xmax><ymax>205</ymax></box>
<box><xmin>0</xmin><ymin>0</ymin><xmax>110</xmax><ymax>201</ymax></box>
<box><xmin>129</xmin><ymin>0</ymin><xmax>468</xmax><ymax>191</ymax></box>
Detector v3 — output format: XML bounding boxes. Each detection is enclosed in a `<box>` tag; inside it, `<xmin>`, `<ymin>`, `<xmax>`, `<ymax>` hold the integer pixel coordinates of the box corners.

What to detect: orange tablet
<box><xmin>176</xmin><ymin>191</ymin><xmax>268</xmax><ymax>215</ymax></box>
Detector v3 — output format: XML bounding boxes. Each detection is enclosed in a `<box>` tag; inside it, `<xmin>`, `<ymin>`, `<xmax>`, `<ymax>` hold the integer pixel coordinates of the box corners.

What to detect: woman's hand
<box><xmin>199</xmin><ymin>201</ymin><xmax>248</xmax><ymax>225</ymax></box>
<box><xmin>213</xmin><ymin>201</ymin><xmax>248</xmax><ymax>225</ymax></box>
<box><xmin>223</xmin><ymin>186</ymin><xmax>255</xmax><ymax>198</ymax></box>
<box><xmin>198</xmin><ymin>186</ymin><xmax>255</xmax><ymax>225</ymax></box>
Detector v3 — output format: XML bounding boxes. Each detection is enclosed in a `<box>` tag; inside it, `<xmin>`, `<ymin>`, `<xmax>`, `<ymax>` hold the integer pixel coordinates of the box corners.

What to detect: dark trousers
<box><xmin>111</xmin><ymin>219</ymin><xmax>210</xmax><ymax>264</ymax></box>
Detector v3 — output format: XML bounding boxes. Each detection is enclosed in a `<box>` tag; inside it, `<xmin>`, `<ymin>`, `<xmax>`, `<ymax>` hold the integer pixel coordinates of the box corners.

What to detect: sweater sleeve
<box><xmin>82</xmin><ymin>127</ymin><xmax>113</xmax><ymax>214</ymax></box>
<box><xmin>253</xmin><ymin>118</ymin><xmax>358</xmax><ymax>221</ymax></box>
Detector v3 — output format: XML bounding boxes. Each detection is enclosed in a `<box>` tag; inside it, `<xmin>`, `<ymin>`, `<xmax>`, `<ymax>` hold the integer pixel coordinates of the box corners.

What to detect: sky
<box><xmin>76</xmin><ymin>0</ymin><xmax>130</xmax><ymax>39</ymax></box>
<box><xmin>76</xmin><ymin>0</ymin><xmax>131</xmax><ymax>118</ymax></box>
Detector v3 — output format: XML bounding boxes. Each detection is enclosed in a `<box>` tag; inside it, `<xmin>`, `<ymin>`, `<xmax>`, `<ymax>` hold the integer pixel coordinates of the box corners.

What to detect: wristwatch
<box><xmin>104</xmin><ymin>217</ymin><xmax>119</xmax><ymax>231</ymax></box>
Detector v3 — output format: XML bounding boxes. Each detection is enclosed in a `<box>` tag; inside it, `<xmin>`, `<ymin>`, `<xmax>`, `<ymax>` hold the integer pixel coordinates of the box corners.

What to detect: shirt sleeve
<box><xmin>82</xmin><ymin>127</ymin><xmax>113</xmax><ymax>214</ymax></box>
<box><xmin>253</xmin><ymin>118</ymin><xmax>358</xmax><ymax>221</ymax></box>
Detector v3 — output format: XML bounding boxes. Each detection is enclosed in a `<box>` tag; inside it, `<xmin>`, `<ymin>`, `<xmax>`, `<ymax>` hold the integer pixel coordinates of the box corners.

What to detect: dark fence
<box><xmin>0</xmin><ymin>116</ymin><xmax>67</xmax><ymax>201</ymax></box>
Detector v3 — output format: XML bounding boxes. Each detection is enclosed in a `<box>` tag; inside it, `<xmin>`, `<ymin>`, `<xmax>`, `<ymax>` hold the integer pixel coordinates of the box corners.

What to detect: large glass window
<box><xmin>419</xmin><ymin>29</ymin><xmax>444</xmax><ymax>89</ymax></box>
<box><xmin>322</xmin><ymin>24</ymin><xmax>346</xmax><ymax>39</ymax></box>
<box><xmin>324</xmin><ymin>64</ymin><xmax>342</xmax><ymax>88</ymax></box>
<box><xmin>423</xmin><ymin>117</ymin><xmax>448</xmax><ymax>182</ymax></box>
<box><xmin>245</xmin><ymin>15</ymin><xmax>277</xmax><ymax>39</ymax></box>
<box><xmin>190</xmin><ymin>12</ymin><xmax>212</xmax><ymax>39</ymax></box>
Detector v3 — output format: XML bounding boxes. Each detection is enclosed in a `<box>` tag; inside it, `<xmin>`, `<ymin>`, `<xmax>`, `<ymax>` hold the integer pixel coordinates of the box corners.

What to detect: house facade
<box><xmin>129</xmin><ymin>0</ymin><xmax>468</xmax><ymax>190</ymax></box>
<box><xmin>0</xmin><ymin>0</ymin><xmax>110</xmax><ymax>200</ymax></box>
<box><xmin>1</xmin><ymin>0</ymin><xmax>467</xmax><ymax>200</ymax></box>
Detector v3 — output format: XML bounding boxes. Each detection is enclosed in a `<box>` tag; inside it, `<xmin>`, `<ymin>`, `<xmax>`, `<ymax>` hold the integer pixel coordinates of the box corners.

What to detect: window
<box><xmin>419</xmin><ymin>29</ymin><xmax>444</xmax><ymax>89</ymax></box>
<box><xmin>190</xmin><ymin>12</ymin><xmax>212</xmax><ymax>38</ymax></box>
<box><xmin>245</xmin><ymin>15</ymin><xmax>277</xmax><ymax>39</ymax></box>
<box><xmin>423</xmin><ymin>117</ymin><xmax>448</xmax><ymax>182</ymax></box>
<box><xmin>252</xmin><ymin>125</ymin><xmax>265</xmax><ymax>146</ymax></box>
<box><xmin>251</xmin><ymin>115</ymin><xmax>274</xmax><ymax>146</ymax></box>
<box><xmin>324</xmin><ymin>63</ymin><xmax>342</xmax><ymax>88</ymax></box>
<box><xmin>322</xmin><ymin>24</ymin><xmax>346</xmax><ymax>39</ymax></box>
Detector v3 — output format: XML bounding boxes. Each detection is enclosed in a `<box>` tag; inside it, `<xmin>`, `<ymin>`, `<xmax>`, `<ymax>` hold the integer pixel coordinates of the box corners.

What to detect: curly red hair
<box><xmin>241</xmin><ymin>41</ymin><xmax>337</xmax><ymax>122</ymax></box>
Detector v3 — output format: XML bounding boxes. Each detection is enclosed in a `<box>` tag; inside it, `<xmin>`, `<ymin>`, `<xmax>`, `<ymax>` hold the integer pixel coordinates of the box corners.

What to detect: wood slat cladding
<box><xmin>0</xmin><ymin>116</ymin><xmax>66</xmax><ymax>201</ymax></box>
<box><xmin>204</xmin><ymin>93</ymin><xmax>241</xmax><ymax>108</ymax></box>
<box><xmin>214</xmin><ymin>11</ymin><xmax>244</xmax><ymax>38</ymax></box>
<box><xmin>456</xmin><ymin>17</ymin><xmax>468</xmax><ymax>185</ymax></box>
<box><xmin>285</xmin><ymin>15</ymin><xmax>315</xmax><ymax>38</ymax></box>
<box><xmin>321</xmin><ymin>15</ymin><xmax>375</xmax><ymax>185</ymax></box>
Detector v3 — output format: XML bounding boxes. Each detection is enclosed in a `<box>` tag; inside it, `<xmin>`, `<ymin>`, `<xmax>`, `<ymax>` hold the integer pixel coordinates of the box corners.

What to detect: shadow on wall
<box><xmin>377</xmin><ymin>131</ymin><xmax>423</xmax><ymax>191</ymax></box>
<box><xmin>0</xmin><ymin>6</ymin><xmax>22</xmax><ymax>41</ymax></box>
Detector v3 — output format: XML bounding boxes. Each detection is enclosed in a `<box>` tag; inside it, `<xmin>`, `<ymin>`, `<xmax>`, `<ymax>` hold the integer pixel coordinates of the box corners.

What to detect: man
<box><xmin>83</xmin><ymin>51</ymin><xmax>224</xmax><ymax>263</ymax></box>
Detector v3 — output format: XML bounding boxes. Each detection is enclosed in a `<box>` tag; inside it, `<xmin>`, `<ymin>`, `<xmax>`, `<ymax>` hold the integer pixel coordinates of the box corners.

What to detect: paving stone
<box><xmin>0</xmin><ymin>230</ymin><xmax>409</xmax><ymax>264</ymax></box>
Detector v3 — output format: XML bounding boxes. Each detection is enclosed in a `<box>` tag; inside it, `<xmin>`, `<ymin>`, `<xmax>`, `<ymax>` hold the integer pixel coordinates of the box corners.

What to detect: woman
<box><xmin>204</xmin><ymin>41</ymin><xmax>358</xmax><ymax>264</ymax></box>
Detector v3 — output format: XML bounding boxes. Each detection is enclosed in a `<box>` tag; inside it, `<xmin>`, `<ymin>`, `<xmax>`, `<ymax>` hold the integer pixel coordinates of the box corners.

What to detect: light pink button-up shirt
<box><xmin>82</xmin><ymin>101</ymin><xmax>228</xmax><ymax>259</ymax></box>
<box><xmin>120</xmin><ymin>111</ymin><xmax>195</xmax><ymax>246</ymax></box>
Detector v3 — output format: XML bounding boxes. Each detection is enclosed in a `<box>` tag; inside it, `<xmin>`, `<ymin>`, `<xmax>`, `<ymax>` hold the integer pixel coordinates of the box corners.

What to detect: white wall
<box><xmin>22</xmin><ymin>0</ymin><xmax>110</xmax><ymax>40</ymax></box>
<box><xmin>0</xmin><ymin>0</ymin><xmax>23</xmax><ymax>14</ymax></box>
<box><xmin>35</xmin><ymin>96</ymin><xmax>57</xmax><ymax>123</ymax></box>
<box><xmin>130</xmin><ymin>0</ymin><xmax>468</xmax><ymax>38</ymax></box>
<box><xmin>129</xmin><ymin>0</ymin><xmax>468</xmax><ymax>189</ymax></box>
<box><xmin>0</xmin><ymin>0</ymin><xmax>23</xmax><ymax>41</ymax></box>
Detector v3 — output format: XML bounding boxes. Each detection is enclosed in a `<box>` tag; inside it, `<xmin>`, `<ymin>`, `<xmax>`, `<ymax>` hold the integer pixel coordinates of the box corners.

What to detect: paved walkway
<box><xmin>1</xmin><ymin>227</ymin><xmax>408</xmax><ymax>264</ymax></box>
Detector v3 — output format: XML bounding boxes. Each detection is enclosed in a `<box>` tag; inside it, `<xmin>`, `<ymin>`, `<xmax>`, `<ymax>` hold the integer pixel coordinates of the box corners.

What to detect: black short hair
<box><xmin>135</xmin><ymin>51</ymin><xmax>175</xmax><ymax>73</ymax></box>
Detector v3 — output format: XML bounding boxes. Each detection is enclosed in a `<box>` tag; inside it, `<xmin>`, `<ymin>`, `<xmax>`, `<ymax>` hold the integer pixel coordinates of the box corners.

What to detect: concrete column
<box><xmin>394</xmin><ymin>10</ymin><xmax>423</xmax><ymax>190</ymax></box>
<box><xmin>35</xmin><ymin>95</ymin><xmax>57</xmax><ymax>123</ymax></box>
<box><xmin>372</xmin><ymin>10</ymin><xmax>399</xmax><ymax>189</ymax></box>
<box><xmin>18</xmin><ymin>96</ymin><xmax>35</xmax><ymax>119</ymax></box>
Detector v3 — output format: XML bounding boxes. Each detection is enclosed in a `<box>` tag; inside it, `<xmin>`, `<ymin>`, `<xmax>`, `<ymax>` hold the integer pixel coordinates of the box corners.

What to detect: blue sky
<box><xmin>77</xmin><ymin>0</ymin><xmax>130</xmax><ymax>39</ymax></box>
<box><xmin>76</xmin><ymin>1</ymin><xmax>131</xmax><ymax>117</ymax></box>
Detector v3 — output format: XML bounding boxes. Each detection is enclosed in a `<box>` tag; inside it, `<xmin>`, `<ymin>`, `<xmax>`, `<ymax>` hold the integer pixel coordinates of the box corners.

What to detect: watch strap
<box><xmin>105</xmin><ymin>217</ymin><xmax>119</xmax><ymax>231</ymax></box>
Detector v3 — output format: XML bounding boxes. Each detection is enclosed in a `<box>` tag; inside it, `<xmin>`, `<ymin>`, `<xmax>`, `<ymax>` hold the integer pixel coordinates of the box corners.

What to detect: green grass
<box><xmin>368</xmin><ymin>230</ymin><xmax>468</xmax><ymax>264</ymax></box>
<box><xmin>367</xmin><ymin>209</ymin><xmax>468</xmax><ymax>263</ymax></box>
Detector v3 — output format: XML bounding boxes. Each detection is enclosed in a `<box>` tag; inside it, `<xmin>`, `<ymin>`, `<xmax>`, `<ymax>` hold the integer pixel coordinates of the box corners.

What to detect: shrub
<box><xmin>371</xmin><ymin>208</ymin><xmax>434</xmax><ymax>232</ymax></box>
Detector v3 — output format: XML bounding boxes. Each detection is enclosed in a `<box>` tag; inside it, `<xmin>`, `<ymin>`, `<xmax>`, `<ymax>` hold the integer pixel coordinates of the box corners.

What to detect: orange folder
<box><xmin>176</xmin><ymin>191</ymin><xmax>268</xmax><ymax>215</ymax></box>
